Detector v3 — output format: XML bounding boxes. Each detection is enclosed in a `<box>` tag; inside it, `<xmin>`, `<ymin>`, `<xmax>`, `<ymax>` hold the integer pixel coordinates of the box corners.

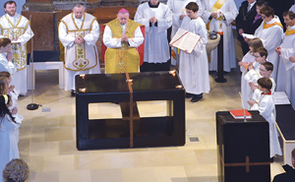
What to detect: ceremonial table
<box><xmin>216</xmin><ymin>111</ymin><xmax>270</xmax><ymax>182</ymax></box>
<box><xmin>75</xmin><ymin>71</ymin><xmax>185</xmax><ymax>150</ymax></box>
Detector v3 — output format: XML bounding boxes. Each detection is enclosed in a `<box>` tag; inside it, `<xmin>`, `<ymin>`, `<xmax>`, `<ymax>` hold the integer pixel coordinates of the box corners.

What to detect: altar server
<box><xmin>0</xmin><ymin>1</ymin><xmax>34</xmax><ymax>96</ymax></box>
<box><xmin>177</xmin><ymin>2</ymin><xmax>209</xmax><ymax>102</ymax></box>
<box><xmin>103</xmin><ymin>8</ymin><xmax>144</xmax><ymax>73</ymax></box>
<box><xmin>248</xmin><ymin>77</ymin><xmax>282</xmax><ymax>160</ymax></box>
<box><xmin>201</xmin><ymin>0</ymin><xmax>238</xmax><ymax>72</ymax></box>
<box><xmin>135</xmin><ymin>0</ymin><xmax>172</xmax><ymax>72</ymax></box>
<box><xmin>275</xmin><ymin>11</ymin><xmax>295</xmax><ymax>107</ymax></box>
<box><xmin>167</xmin><ymin>0</ymin><xmax>204</xmax><ymax>66</ymax></box>
<box><xmin>254</xmin><ymin>6</ymin><xmax>283</xmax><ymax>82</ymax></box>
<box><xmin>59</xmin><ymin>3</ymin><xmax>101</xmax><ymax>96</ymax></box>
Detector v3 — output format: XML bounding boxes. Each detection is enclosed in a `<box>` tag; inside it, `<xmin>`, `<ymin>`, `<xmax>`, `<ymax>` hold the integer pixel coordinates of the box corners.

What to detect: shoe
<box><xmin>71</xmin><ymin>89</ymin><xmax>76</xmax><ymax>97</ymax></box>
<box><xmin>185</xmin><ymin>93</ymin><xmax>194</xmax><ymax>98</ymax></box>
<box><xmin>191</xmin><ymin>96</ymin><xmax>202</xmax><ymax>103</ymax></box>
<box><xmin>270</xmin><ymin>157</ymin><xmax>275</xmax><ymax>163</ymax></box>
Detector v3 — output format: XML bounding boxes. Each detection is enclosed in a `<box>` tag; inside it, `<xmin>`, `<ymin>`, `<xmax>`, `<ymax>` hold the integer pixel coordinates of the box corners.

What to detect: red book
<box><xmin>230</xmin><ymin>109</ymin><xmax>252</xmax><ymax>119</ymax></box>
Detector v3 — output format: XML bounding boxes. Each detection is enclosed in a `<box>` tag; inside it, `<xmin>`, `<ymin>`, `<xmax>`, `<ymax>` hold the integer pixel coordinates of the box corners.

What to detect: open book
<box><xmin>242</xmin><ymin>33</ymin><xmax>256</xmax><ymax>39</ymax></box>
<box><xmin>170</xmin><ymin>28</ymin><xmax>201</xmax><ymax>54</ymax></box>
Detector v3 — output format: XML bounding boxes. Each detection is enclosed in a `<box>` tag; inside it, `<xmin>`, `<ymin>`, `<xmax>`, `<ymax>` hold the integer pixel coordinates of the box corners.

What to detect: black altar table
<box><xmin>75</xmin><ymin>71</ymin><xmax>185</xmax><ymax>150</ymax></box>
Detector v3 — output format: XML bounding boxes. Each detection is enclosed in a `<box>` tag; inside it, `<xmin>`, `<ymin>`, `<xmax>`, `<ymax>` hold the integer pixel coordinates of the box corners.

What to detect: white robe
<box><xmin>0</xmin><ymin>13</ymin><xmax>34</xmax><ymax>95</ymax></box>
<box><xmin>134</xmin><ymin>2</ymin><xmax>172</xmax><ymax>64</ymax></box>
<box><xmin>240</xmin><ymin>52</ymin><xmax>255</xmax><ymax>109</ymax></box>
<box><xmin>254</xmin><ymin>16</ymin><xmax>283</xmax><ymax>82</ymax></box>
<box><xmin>276</xmin><ymin>25</ymin><xmax>295</xmax><ymax>109</ymax></box>
<box><xmin>250</xmin><ymin>89</ymin><xmax>282</xmax><ymax>158</ymax></box>
<box><xmin>167</xmin><ymin>0</ymin><xmax>204</xmax><ymax>65</ymax></box>
<box><xmin>0</xmin><ymin>115</ymin><xmax>21</xmax><ymax>182</ymax></box>
<box><xmin>59</xmin><ymin>13</ymin><xmax>101</xmax><ymax>91</ymax></box>
<box><xmin>201</xmin><ymin>0</ymin><xmax>238</xmax><ymax>72</ymax></box>
<box><xmin>179</xmin><ymin>17</ymin><xmax>210</xmax><ymax>95</ymax></box>
<box><xmin>290</xmin><ymin>5</ymin><xmax>295</xmax><ymax>12</ymax></box>
<box><xmin>0</xmin><ymin>53</ymin><xmax>17</xmax><ymax>75</ymax></box>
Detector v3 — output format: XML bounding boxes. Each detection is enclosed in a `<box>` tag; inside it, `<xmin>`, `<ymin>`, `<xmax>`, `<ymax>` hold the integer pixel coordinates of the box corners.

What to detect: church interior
<box><xmin>3</xmin><ymin>0</ymin><xmax>295</xmax><ymax>181</ymax></box>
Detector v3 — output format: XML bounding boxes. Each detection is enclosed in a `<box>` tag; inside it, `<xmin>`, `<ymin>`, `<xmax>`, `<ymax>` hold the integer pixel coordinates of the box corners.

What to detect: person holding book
<box><xmin>134</xmin><ymin>0</ymin><xmax>172</xmax><ymax>72</ymax></box>
<box><xmin>177</xmin><ymin>2</ymin><xmax>209</xmax><ymax>103</ymax></box>
<box><xmin>248</xmin><ymin>77</ymin><xmax>282</xmax><ymax>161</ymax></box>
<box><xmin>166</xmin><ymin>0</ymin><xmax>204</xmax><ymax>66</ymax></box>
<box><xmin>275</xmin><ymin>11</ymin><xmax>295</xmax><ymax>107</ymax></box>
<box><xmin>253</xmin><ymin>6</ymin><xmax>284</xmax><ymax>82</ymax></box>
<box><xmin>239</xmin><ymin>38</ymin><xmax>263</xmax><ymax>109</ymax></box>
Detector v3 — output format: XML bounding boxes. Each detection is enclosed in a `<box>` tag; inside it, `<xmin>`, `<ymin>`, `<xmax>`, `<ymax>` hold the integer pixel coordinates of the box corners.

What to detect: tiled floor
<box><xmin>16</xmin><ymin>38</ymin><xmax>285</xmax><ymax>181</ymax></box>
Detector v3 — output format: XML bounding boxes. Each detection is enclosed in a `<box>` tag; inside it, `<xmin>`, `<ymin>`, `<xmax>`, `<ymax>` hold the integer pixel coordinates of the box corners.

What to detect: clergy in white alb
<box><xmin>167</xmin><ymin>0</ymin><xmax>204</xmax><ymax>66</ymax></box>
<box><xmin>134</xmin><ymin>0</ymin><xmax>172</xmax><ymax>72</ymax></box>
<box><xmin>0</xmin><ymin>1</ymin><xmax>34</xmax><ymax>96</ymax></box>
<box><xmin>0</xmin><ymin>38</ymin><xmax>16</xmax><ymax>75</ymax></box>
<box><xmin>177</xmin><ymin>2</ymin><xmax>210</xmax><ymax>103</ymax></box>
<box><xmin>275</xmin><ymin>11</ymin><xmax>295</xmax><ymax>107</ymax></box>
<box><xmin>103</xmin><ymin>8</ymin><xmax>144</xmax><ymax>73</ymax></box>
<box><xmin>254</xmin><ymin>6</ymin><xmax>283</xmax><ymax>82</ymax></box>
<box><xmin>201</xmin><ymin>0</ymin><xmax>238</xmax><ymax>72</ymax></box>
<box><xmin>59</xmin><ymin>3</ymin><xmax>101</xmax><ymax>93</ymax></box>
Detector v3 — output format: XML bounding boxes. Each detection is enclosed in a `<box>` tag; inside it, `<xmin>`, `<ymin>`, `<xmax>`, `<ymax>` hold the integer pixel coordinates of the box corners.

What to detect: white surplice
<box><xmin>0</xmin><ymin>115</ymin><xmax>21</xmax><ymax>182</ymax></box>
<box><xmin>0</xmin><ymin>13</ymin><xmax>34</xmax><ymax>95</ymax></box>
<box><xmin>59</xmin><ymin>13</ymin><xmax>101</xmax><ymax>91</ymax></box>
<box><xmin>201</xmin><ymin>0</ymin><xmax>238</xmax><ymax>72</ymax></box>
<box><xmin>179</xmin><ymin>16</ymin><xmax>210</xmax><ymax>95</ymax></box>
<box><xmin>254</xmin><ymin>16</ymin><xmax>283</xmax><ymax>82</ymax></box>
<box><xmin>250</xmin><ymin>89</ymin><xmax>282</xmax><ymax>158</ymax></box>
<box><xmin>0</xmin><ymin>53</ymin><xmax>17</xmax><ymax>75</ymax></box>
<box><xmin>167</xmin><ymin>0</ymin><xmax>204</xmax><ymax>65</ymax></box>
<box><xmin>276</xmin><ymin>25</ymin><xmax>295</xmax><ymax>109</ymax></box>
<box><xmin>240</xmin><ymin>52</ymin><xmax>255</xmax><ymax>109</ymax></box>
<box><xmin>134</xmin><ymin>2</ymin><xmax>172</xmax><ymax>64</ymax></box>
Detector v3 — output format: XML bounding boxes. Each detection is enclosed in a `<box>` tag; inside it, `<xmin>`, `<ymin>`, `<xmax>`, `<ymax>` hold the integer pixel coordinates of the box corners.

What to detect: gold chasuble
<box><xmin>285</xmin><ymin>27</ymin><xmax>295</xmax><ymax>36</ymax></box>
<box><xmin>206</xmin><ymin>0</ymin><xmax>226</xmax><ymax>30</ymax></box>
<box><xmin>105</xmin><ymin>19</ymin><xmax>141</xmax><ymax>73</ymax></box>
<box><xmin>0</xmin><ymin>15</ymin><xmax>30</xmax><ymax>71</ymax></box>
<box><xmin>60</xmin><ymin>13</ymin><xmax>98</xmax><ymax>71</ymax></box>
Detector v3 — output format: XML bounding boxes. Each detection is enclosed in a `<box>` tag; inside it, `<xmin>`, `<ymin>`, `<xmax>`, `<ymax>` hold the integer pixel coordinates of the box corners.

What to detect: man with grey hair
<box><xmin>59</xmin><ymin>3</ymin><xmax>100</xmax><ymax>96</ymax></box>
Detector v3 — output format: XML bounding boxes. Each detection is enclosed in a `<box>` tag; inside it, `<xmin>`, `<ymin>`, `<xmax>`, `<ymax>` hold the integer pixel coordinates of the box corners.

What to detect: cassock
<box><xmin>59</xmin><ymin>13</ymin><xmax>101</xmax><ymax>91</ymax></box>
<box><xmin>250</xmin><ymin>89</ymin><xmax>282</xmax><ymax>158</ymax></box>
<box><xmin>201</xmin><ymin>0</ymin><xmax>238</xmax><ymax>72</ymax></box>
<box><xmin>240</xmin><ymin>52</ymin><xmax>255</xmax><ymax>109</ymax></box>
<box><xmin>254</xmin><ymin>16</ymin><xmax>283</xmax><ymax>82</ymax></box>
<box><xmin>0</xmin><ymin>13</ymin><xmax>34</xmax><ymax>95</ymax></box>
<box><xmin>0</xmin><ymin>53</ymin><xmax>17</xmax><ymax>75</ymax></box>
<box><xmin>276</xmin><ymin>25</ymin><xmax>295</xmax><ymax>109</ymax></box>
<box><xmin>134</xmin><ymin>2</ymin><xmax>172</xmax><ymax>64</ymax></box>
<box><xmin>179</xmin><ymin>16</ymin><xmax>210</xmax><ymax>95</ymax></box>
<box><xmin>0</xmin><ymin>115</ymin><xmax>21</xmax><ymax>182</ymax></box>
<box><xmin>167</xmin><ymin>0</ymin><xmax>204</xmax><ymax>65</ymax></box>
<box><xmin>103</xmin><ymin>19</ymin><xmax>144</xmax><ymax>73</ymax></box>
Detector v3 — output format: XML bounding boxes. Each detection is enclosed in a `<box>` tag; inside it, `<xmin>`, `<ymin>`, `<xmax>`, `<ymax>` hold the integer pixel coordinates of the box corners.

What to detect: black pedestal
<box><xmin>216</xmin><ymin>111</ymin><xmax>270</xmax><ymax>182</ymax></box>
<box><xmin>75</xmin><ymin>71</ymin><xmax>185</xmax><ymax>150</ymax></box>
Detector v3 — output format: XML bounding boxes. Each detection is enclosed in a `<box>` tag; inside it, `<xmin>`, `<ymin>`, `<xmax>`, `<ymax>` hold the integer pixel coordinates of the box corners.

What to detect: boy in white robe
<box><xmin>135</xmin><ymin>0</ymin><xmax>172</xmax><ymax>72</ymax></box>
<box><xmin>167</xmin><ymin>0</ymin><xmax>204</xmax><ymax>66</ymax></box>
<box><xmin>275</xmin><ymin>11</ymin><xmax>295</xmax><ymax>106</ymax></box>
<box><xmin>201</xmin><ymin>0</ymin><xmax>238</xmax><ymax>72</ymax></box>
<box><xmin>253</xmin><ymin>6</ymin><xmax>283</xmax><ymax>82</ymax></box>
<box><xmin>176</xmin><ymin>2</ymin><xmax>210</xmax><ymax>103</ymax></box>
<box><xmin>248</xmin><ymin>77</ymin><xmax>282</xmax><ymax>160</ymax></box>
<box><xmin>238</xmin><ymin>38</ymin><xmax>263</xmax><ymax>109</ymax></box>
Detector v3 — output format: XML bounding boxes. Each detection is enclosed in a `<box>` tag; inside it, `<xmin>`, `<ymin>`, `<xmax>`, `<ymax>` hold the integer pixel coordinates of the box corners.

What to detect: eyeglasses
<box><xmin>254</xmin><ymin>55</ymin><xmax>261</xmax><ymax>58</ymax></box>
<box><xmin>259</xmin><ymin>68</ymin><xmax>267</xmax><ymax>72</ymax></box>
<box><xmin>261</xmin><ymin>15</ymin><xmax>267</xmax><ymax>19</ymax></box>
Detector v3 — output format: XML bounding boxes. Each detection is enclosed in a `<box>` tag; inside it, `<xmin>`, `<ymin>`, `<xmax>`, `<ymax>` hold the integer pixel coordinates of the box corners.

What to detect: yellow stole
<box><xmin>105</xmin><ymin>19</ymin><xmax>141</xmax><ymax>74</ymax></box>
<box><xmin>285</xmin><ymin>27</ymin><xmax>295</xmax><ymax>36</ymax></box>
<box><xmin>206</xmin><ymin>0</ymin><xmax>226</xmax><ymax>30</ymax></box>
<box><xmin>263</xmin><ymin>21</ymin><xmax>283</xmax><ymax>29</ymax></box>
